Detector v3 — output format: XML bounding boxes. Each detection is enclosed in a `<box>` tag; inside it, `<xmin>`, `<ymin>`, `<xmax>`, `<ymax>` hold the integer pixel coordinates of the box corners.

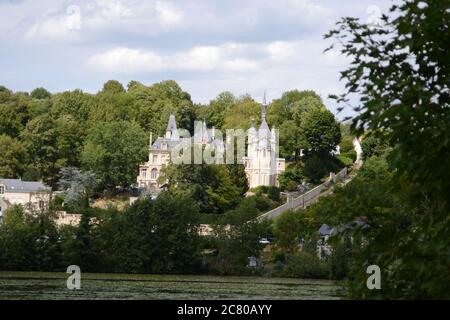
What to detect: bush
<box><xmin>266</xmin><ymin>186</ymin><xmax>281</xmax><ymax>202</ymax></box>
<box><xmin>281</xmin><ymin>252</ymin><xmax>330</xmax><ymax>279</ymax></box>
<box><xmin>341</xmin><ymin>150</ymin><xmax>357</xmax><ymax>162</ymax></box>
<box><xmin>339</xmin><ymin>137</ymin><xmax>354</xmax><ymax>153</ymax></box>
<box><xmin>278</xmin><ymin>162</ymin><xmax>304</xmax><ymax>191</ymax></box>
<box><xmin>337</xmin><ymin>155</ymin><xmax>353</xmax><ymax>167</ymax></box>
<box><xmin>304</xmin><ymin>155</ymin><xmax>329</xmax><ymax>182</ymax></box>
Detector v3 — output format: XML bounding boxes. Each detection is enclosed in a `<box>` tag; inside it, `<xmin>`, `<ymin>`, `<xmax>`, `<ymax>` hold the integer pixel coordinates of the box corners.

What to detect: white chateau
<box><xmin>243</xmin><ymin>101</ymin><xmax>285</xmax><ymax>188</ymax></box>
<box><xmin>136</xmin><ymin>99</ymin><xmax>285</xmax><ymax>191</ymax></box>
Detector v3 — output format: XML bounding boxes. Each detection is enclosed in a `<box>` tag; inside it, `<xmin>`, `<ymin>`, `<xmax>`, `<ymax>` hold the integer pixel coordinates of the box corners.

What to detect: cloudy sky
<box><xmin>0</xmin><ymin>0</ymin><xmax>392</xmax><ymax>118</ymax></box>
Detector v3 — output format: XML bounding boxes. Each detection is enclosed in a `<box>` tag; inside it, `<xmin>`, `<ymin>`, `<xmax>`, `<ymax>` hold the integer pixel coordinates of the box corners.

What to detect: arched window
<box><xmin>151</xmin><ymin>168</ymin><xmax>158</xmax><ymax>179</ymax></box>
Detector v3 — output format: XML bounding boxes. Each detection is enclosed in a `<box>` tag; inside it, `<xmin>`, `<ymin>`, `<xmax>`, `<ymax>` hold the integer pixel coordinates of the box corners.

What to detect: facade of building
<box><xmin>242</xmin><ymin>101</ymin><xmax>285</xmax><ymax>189</ymax></box>
<box><xmin>136</xmin><ymin>115</ymin><xmax>222</xmax><ymax>190</ymax></box>
<box><xmin>0</xmin><ymin>179</ymin><xmax>51</xmax><ymax>221</ymax></box>
<box><xmin>136</xmin><ymin>101</ymin><xmax>285</xmax><ymax>191</ymax></box>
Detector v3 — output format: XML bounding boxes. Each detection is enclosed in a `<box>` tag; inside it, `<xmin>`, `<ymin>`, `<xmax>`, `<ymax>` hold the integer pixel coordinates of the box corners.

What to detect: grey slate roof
<box><xmin>151</xmin><ymin>137</ymin><xmax>189</xmax><ymax>150</ymax></box>
<box><xmin>318</xmin><ymin>224</ymin><xmax>338</xmax><ymax>236</ymax></box>
<box><xmin>166</xmin><ymin>114</ymin><xmax>177</xmax><ymax>132</ymax></box>
<box><xmin>0</xmin><ymin>179</ymin><xmax>51</xmax><ymax>193</ymax></box>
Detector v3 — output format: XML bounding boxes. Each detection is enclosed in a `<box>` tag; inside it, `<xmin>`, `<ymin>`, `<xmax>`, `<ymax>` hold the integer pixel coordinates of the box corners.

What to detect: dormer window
<box><xmin>0</xmin><ymin>185</ymin><xmax>4</xmax><ymax>195</ymax></box>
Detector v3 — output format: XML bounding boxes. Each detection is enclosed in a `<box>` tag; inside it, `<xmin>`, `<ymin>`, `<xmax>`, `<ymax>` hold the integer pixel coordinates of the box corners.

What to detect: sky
<box><xmin>0</xmin><ymin>0</ymin><xmax>392</xmax><ymax>118</ymax></box>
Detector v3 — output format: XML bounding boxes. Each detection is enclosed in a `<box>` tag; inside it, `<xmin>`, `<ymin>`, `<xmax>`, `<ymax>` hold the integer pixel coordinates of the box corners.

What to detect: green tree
<box><xmin>31</xmin><ymin>87</ymin><xmax>51</xmax><ymax>100</ymax></box>
<box><xmin>208</xmin><ymin>200</ymin><xmax>271</xmax><ymax>275</ymax></box>
<box><xmin>93</xmin><ymin>192</ymin><xmax>202</xmax><ymax>273</ymax></box>
<box><xmin>273</xmin><ymin>210</ymin><xmax>301</xmax><ymax>253</ymax></box>
<box><xmin>325</xmin><ymin>0</ymin><xmax>450</xmax><ymax>298</ymax></box>
<box><xmin>20</xmin><ymin>114</ymin><xmax>59</xmax><ymax>186</ymax></box>
<box><xmin>81</xmin><ymin>120</ymin><xmax>147</xmax><ymax>190</ymax></box>
<box><xmin>0</xmin><ymin>205</ymin><xmax>61</xmax><ymax>271</ymax></box>
<box><xmin>128</xmin><ymin>80</ymin><xmax>195</xmax><ymax>134</ymax></box>
<box><xmin>0</xmin><ymin>135</ymin><xmax>27</xmax><ymax>178</ymax></box>
<box><xmin>54</xmin><ymin>114</ymin><xmax>85</xmax><ymax>168</ymax></box>
<box><xmin>51</xmin><ymin>90</ymin><xmax>92</xmax><ymax>125</ymax></box>
<box><xmin>160</xmin><ymin>162</ymin><xmax>246</xmax><ymax>214</ymax></box>
<box><xmin>299</xmin><ymin>108</ymin><xmax>341</xmax><ymax>156</ymax></box>
<box><xmin>0</xmin><ymin>92</ymin><xmax>30</xmax><ymax>137</ymax></box>
<box><xmin>223</xmin><ymin>95</ymin><xmax>261</xmax><ymax>130</ymax></box>
<box><xmin>101</xmin><ymin>80</ymin><xmax>126</xmax><ymax>94</ymax></box>
<box><xmin>360</xmin><ymin>135</ymin><xmax>388</xmax><ymax>160</ymax></box>
<box><xmin>204</xmin><ymin>92</ymin><xmax>236</xmax><ymax>130</ymax></box>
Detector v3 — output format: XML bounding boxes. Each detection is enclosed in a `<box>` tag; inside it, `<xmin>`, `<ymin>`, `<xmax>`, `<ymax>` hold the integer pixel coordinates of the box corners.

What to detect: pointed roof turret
<box><xmin>166</xmin><ymin>114</ymin><xmax>179</xmax><ymax>140</ymax></box>
<box><xmin>202</xmin><ymin>120</ymin><xmax>210</xmax><ymax>142</ymax></box>
<box><xmin>259</xmin><ymin>91</ymin><xmax>269</xmax><ymax>132</ymax></box>
<box><xmin>166</xmin><ymin>114</ymin><xmax>177</xmax><ymax>132</ymax></box>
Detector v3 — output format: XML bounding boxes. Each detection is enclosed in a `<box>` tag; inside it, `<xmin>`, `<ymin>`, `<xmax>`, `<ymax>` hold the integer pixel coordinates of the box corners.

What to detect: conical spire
<box><xmin>202</xmin><ymin>120</ymin><xmax>210</xmax><ymax>142</ymax></box>
<box><xmin>166</xmin><ymin>114</ymin><xmax>178</xmax><ymax>139</ymax></box>
<box><xmin>259</xmin><ymin>91</ymin><xmax>269</xmax><ymax>132</ymax></box>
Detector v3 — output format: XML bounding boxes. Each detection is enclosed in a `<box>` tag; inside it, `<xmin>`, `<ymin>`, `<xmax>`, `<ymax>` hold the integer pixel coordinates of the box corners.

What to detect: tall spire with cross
<box><xmin>262</xmin><ymin>91</ymin><xmax>267</xmax><ymax>119</ymax></box>
<box><xmin>259</xmin><ymin>91</ymin><xmax>269</xmax><ymax>133</ymax></box>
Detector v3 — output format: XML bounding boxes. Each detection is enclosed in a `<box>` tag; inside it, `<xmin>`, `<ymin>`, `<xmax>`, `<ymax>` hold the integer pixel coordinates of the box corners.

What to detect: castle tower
<box><xmin>243</xmin><ymin>93</ymin><xmax>286</xmax><ymax>189</ymax></box>
<box><xmin>165</xmin><ymin>114</ymin><xmax>178</xmax><ymax>140</ymax></box>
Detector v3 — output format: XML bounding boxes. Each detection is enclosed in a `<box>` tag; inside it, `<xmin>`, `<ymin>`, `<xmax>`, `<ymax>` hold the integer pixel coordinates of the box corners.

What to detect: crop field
<box><xmin>0</xmin><ymin>271</ymin><xmax>343</xmax><ymax>300</ymax></box>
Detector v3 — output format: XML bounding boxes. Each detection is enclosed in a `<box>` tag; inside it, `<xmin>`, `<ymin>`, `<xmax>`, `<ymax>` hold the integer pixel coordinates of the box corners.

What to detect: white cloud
<box><xmin>88</xmin><ymin>47</ymin><xmax>164</xmax><ymax>73</ymax></box>
<box><xmin>88</xmin><ymin>44</ymin><xmax>260</xmax><ymax>73</ymax></box>
<box><xmin>155</xmin><ymin>1</ymin><xmax>185</xmax><ymax>30</ymax></box>
<box><xmin>283</xmin><ymin>0</ymin><xmax>333</xmax><ymax>21</ymax></box>
<box><xmin>24</xmin><ymin>5</ymin><xmax>82</xmax><ymax>40</ymax></box>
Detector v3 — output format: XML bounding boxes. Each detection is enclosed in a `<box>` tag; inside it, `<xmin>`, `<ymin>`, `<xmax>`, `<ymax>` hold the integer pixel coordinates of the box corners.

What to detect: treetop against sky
<box><xmin>0</xmin><ymin>0</ymin><xmax>391</xmax><ymax>119</ymax></box>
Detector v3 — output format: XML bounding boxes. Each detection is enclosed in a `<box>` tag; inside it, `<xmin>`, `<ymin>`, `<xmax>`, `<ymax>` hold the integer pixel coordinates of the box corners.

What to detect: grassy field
<box><xmin>0</xmin><ymin>271</ymin><xmax>343</xmax><ymax>300</ymax></box>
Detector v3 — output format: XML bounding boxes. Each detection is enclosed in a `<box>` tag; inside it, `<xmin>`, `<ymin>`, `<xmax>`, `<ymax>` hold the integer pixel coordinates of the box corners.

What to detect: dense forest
<box><xmin>0</xmin><ymin>79</ymin><xmax>345</xmax><ymax>192</ymax></box>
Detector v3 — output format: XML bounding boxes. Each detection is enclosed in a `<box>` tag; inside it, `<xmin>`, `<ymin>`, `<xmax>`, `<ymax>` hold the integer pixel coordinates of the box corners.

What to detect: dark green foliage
<box><xmin>160</xmin><ymin>162</ymin><xmax>247</xmax><ymax>214</ymax></box>
<box><xmin>206</xmin><ymin>200</ymin><xmax>271</xmax><ymax>275</ymax></box>
<box><xmin>0</xmin><ymin>205</ymin><xmax>61</xmax><ymax>271</ymax></box>
<box><xmin>303</xmin><ymin>155</ymin><xmax>329</xmax><ymax>183</ymax></box>
<box><xmin>101</xmin><ymin>80</ymin><xmax>126</xmax><ymax>95</ymax></box>
<box><xmin>0</xmin><ymin>80</ymin><xmax>197</xmax><ymax>186</ymax></box>
<box><xmin>0</xmin><ymin>134</ymin><xmax>27</xmax><ymax>178</ymax></box>
<box><xmin>329</xmin><ymin>236</ymin><xmax>353</xmax><ymax>280</ymax></box>
<box><xmin>299</xmin><ymin>108</ymin><xmax>341</xmax><ymax>156</ymax></box>
<box><xmin>340</xmin><ymin>151</ymin><xmax>356</xmax><ymax>162</ymax></box>
<box><xmin>278</xmin><ymin>162</ymin><xmax>304</xmax><ymax>191</ymax></box>
<box><xmin>92</xmin><ymin>192</ymin><xmax>202</xmax><ymax>274</ymax></box>
<box><xmin>203</xmin><ymin>91</ymin><xmax>235</xmax><ymax>130</ymax></box>
<box><xmin>30</xmin><ymin>88</ymin><xmax>51</xmax><ymax>100</ymax></box>
<box><xmin>252</xmin><ymin>185</ymin><xmax>281</xmax><ymax>203</ymax></box>
<box><xmin>336</xmin><ymin>155</ymin><xmax>353</xmax><ymax>167</ymax></box>
<box><xmin>0</xmin><ymin>91</ymin><xmax>30</xmax><ymax>137</ymax></box>
<box><xmin>273</xmin><ymin>210</ymin><xmax>301</xmax><ymax>253</ymax></box>
<box><xmin>81</xmin><ymin>120</ymin><xmax>147</xmax><ymax>190</ymax></box>
<box><xmin>0</xmin><ymin>193</ymin><xmax>203</xmax><ymax>274</ymax></box>
<box><xmin>279</xmin><ymin>252</ymin><xmax>330</xmax><ymax>279</ymax></box>
<box><xmin>303</xmin><ymin>154</ymin><xmax>341</xmax><ymax>183</ymax></box>
<box><xmin>267</xmin><ymin>90</ymin><xmax>341</xmax><ymax>160</ymax></box>
<box><xmin>324</xmin><ymin>0</ymin><xmax>450</xmax><ymax>297</ymax></box>
<box><xmin>360</xmin><ymin>135</ymin><xmax>388</xmax><ymax>161</ymax></box>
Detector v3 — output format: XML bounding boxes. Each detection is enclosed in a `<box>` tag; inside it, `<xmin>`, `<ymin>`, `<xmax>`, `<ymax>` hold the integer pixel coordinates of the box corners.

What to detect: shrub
<box><xmin>281</xmin><ymin>252</ymin><xmax>330</xmax><ymax>279</ymax></box>
<box><xmin>341</xmin><ymin>150</ymin><xmax>357</xmax><ymax>162</ymax></box>
<box><xmin>304</xmin><ymin>155</ymin><xmax>329</xmax><ymax>182</ymax></box>
<box><xmin>339</xmin><ymin>137</ymin><xmax>354</xmax><ymax>153</ymax></box>
<box><xmin>337</xmin><ymin>155</ymin><xmax>353</xmax><ymax>167</ymax></box>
